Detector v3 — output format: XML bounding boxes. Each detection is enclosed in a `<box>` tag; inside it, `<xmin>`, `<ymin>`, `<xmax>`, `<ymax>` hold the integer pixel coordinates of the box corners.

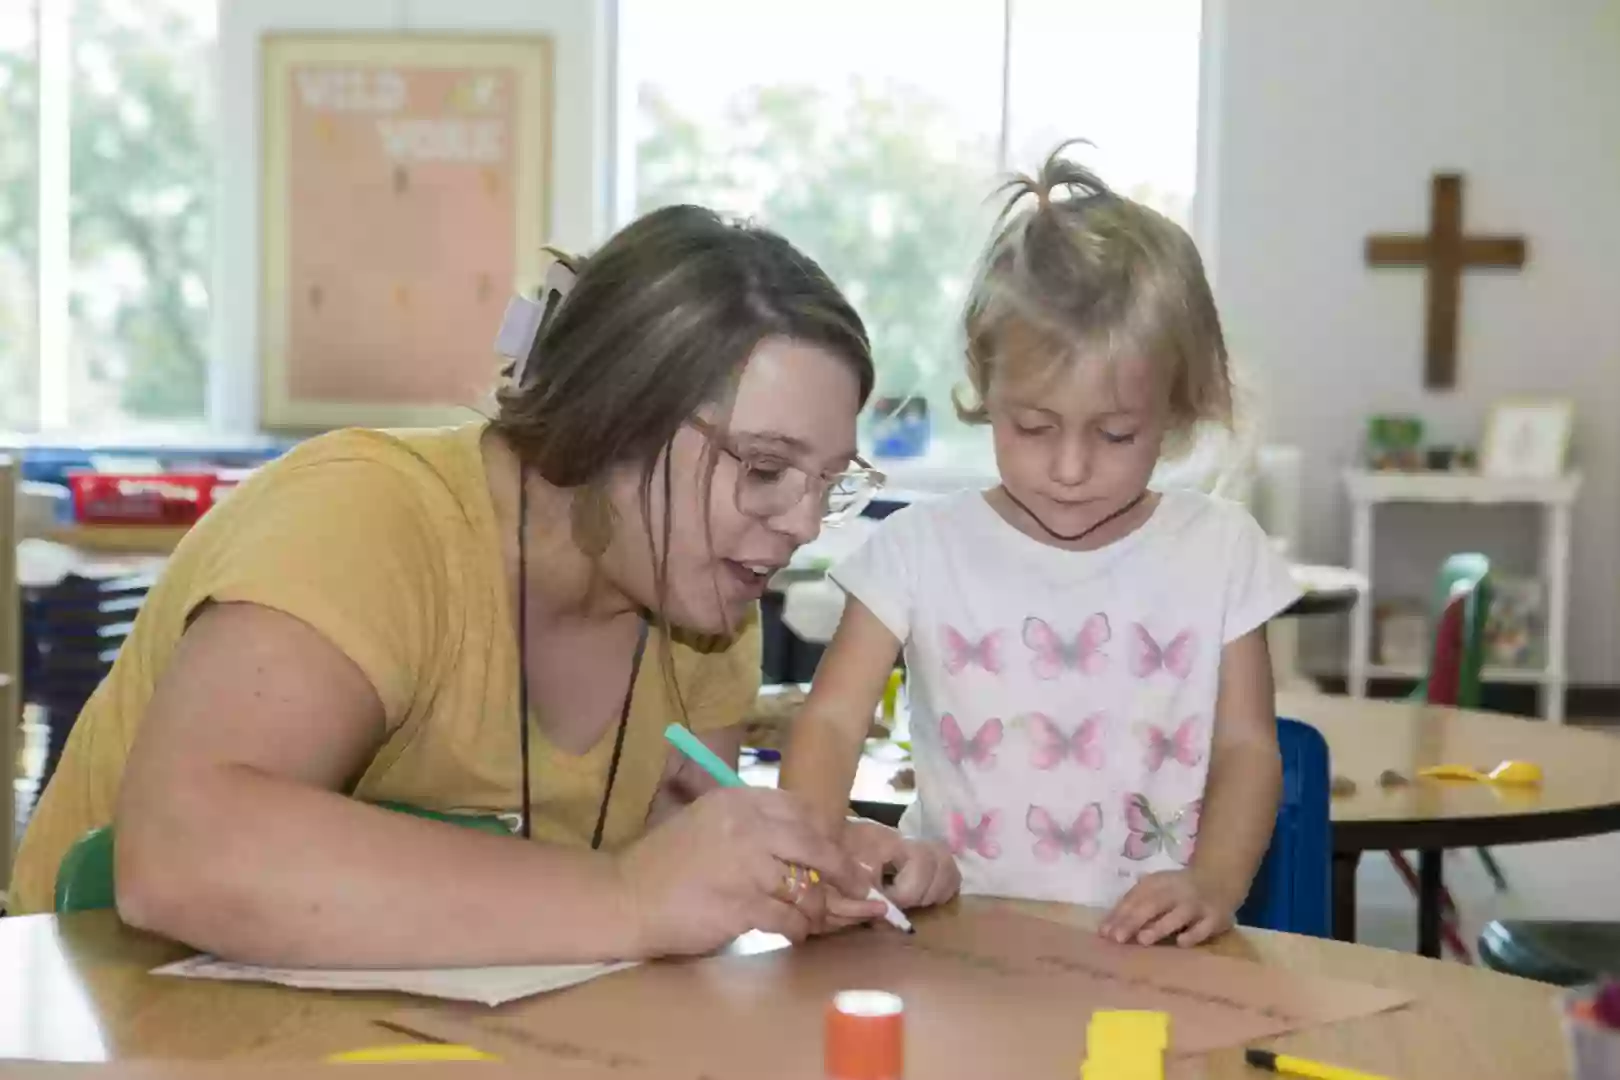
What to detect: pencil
<box><xmin>662</xmin><ymin>723</ymin><xmax>915</xmax><ymax>934</ymax></box>
<box><xmin>1245</xmin><ymin>1048</ymin><xmax>1393</xmax><ymax>1080</ymax></box>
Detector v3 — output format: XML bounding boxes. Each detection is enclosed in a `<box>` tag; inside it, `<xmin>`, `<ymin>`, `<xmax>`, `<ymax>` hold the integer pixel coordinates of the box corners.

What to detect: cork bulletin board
<box><xmin>259</xmin><ymin>34</ymin><xmax>551</xmax><ymax>429</ymax></box>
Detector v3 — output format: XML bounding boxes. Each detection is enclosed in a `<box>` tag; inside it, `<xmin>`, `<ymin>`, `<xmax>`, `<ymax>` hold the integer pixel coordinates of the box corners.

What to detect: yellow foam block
<box><xmin>1088</xmin><ymin>1009</ymin><xmax>1170</xmax><ymax>1049</ymax></box>
<box><xmin>1082</xmin><ymin>1010</ymin><xmax>1169</xmax><ymax>1080</ymax></box>
<box><xmin>1082</xmin><ymin>1062</ymin><xmax>1162</xmax><ymax>1080</ymax></box>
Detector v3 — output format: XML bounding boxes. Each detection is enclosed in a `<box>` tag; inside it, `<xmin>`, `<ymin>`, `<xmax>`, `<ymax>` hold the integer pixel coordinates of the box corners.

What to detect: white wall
<box><xmin>211</xmin><ymin>0</ymin><xmax>608</xmax><ymax>432</ymax></box>
<box><xmin>1204</xmin><ymin>0</ymin><xmax>1620</xmax><ymax>683</ymax></box>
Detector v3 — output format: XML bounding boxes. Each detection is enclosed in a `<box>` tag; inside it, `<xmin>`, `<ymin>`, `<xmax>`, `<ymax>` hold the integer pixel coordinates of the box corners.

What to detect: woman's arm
<box><xmin>116</xmin><ymin>602</ymin><xmax>642</xmax><ymax>968</ymax></box>
<box><xmin>778</xmin><ymin>598</ymin><xmax>901</xmax><ymax>837</ymax></box>
<box><xmin>1188</xmin><ymin>625</ymin><xmax>1283</xmax><ymax>912</ymax></box>
<box><xmin>116</xmin><ymin>603</ymin><xmax>867</xmax><ymax>968</ymax></box>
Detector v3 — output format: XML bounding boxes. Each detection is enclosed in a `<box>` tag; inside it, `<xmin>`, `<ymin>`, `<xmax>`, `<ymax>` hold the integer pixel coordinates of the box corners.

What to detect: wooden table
<box><xmin>0</xmin><ymin>904</ymin><xmax>1575</xmax><ymax>1078</ymax></box>
<box><xmin>753</xmin><ymin>692</ymin><xmax>1620</xmax><ymax>960</ymax></box>
<box><xmin>1287</xmin><ymin>692</ymin><xmax>1620</xmax><ymax>958</ymax></box>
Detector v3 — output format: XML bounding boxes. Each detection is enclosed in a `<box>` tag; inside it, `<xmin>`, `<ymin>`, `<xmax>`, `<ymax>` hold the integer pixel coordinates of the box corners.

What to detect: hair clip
<box><xmin>494</xmin><ymin>259</ymin><xmax>578</xmax><ymax>384</ymax></box>
<box><xmin>494</xmin><ymin>294</ymin><xmax>544</xmax><ymax>362</ymax></box>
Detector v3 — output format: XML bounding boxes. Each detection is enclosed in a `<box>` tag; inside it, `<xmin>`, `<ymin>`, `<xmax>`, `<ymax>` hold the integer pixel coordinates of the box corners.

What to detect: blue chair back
<box><xmin>1236</xmin><ymin>716</ymin><xmax>1332</xmax><ymax>937</ymax></box>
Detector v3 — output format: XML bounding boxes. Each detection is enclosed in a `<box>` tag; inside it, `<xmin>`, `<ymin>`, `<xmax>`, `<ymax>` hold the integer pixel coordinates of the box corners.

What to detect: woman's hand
<box><xmin>1097</xmin><ymin>870</ymin><xmax>1235</xmax><ymax>947</ymax></box>
<box><xmin>614</xmin><ymin>787</ymin><xmax>881</xmax><ymax>958</ymax></box>
<box><xmin>817</xmin><ymin>820</ymin><xmax>961</xmax><ymax>932</ymax></box>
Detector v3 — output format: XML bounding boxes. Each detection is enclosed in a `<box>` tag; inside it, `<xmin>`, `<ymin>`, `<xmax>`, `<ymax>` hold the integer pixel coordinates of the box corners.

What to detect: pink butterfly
<box><xmin>947</xmin><ymin>810</ymin><xmax>1002</xmax><ymax>859</ymax></box>
<box><xmin>1022</xmin><ymin>614</ymin><xmax>1111</xmax><ymax>680</ymax></box>
<box><xmin>1137</xmin><ymin>716</ymin><xmax>1204</xmax><ymax>772</ymax></box>
<box><xmin>942</xmin><ymin>626</ymin><xmax>1005</xmax><ymax>676</ymax></box>
<box><xmin>940</xmin><ymin>714</ymin><xmax>1004</xmax><ymax>769</ymax></box>
<box><xmin>1026</xmin><ymin>712</ymin><xmax>1107</xmax><ymax>770</ymax></box>
<box><xmin>1130</xmin><ymin>624</ymin><xmax>1197</xmax><ymax>680</ymax></box>
<box><xmin>1026</xmin><ymin>803</ymin><xmax>1104</xmax><ymax>863</ymax></box>
<box><xmin>1122</xmin><ymin>793</ymin><xmax>1200</xmax><ymax>865</ymax></box>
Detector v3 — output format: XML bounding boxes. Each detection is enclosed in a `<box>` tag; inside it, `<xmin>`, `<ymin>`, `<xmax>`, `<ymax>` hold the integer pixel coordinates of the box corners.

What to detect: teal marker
<box><xmin>663</xmin><ymin>722</ymin><xmax>749</xmax><ymax>789</ymax></box>
<box><xmin>661</xmin><ymin>723</ymin><xmax>914</xmax><ymax>934</ymax></box>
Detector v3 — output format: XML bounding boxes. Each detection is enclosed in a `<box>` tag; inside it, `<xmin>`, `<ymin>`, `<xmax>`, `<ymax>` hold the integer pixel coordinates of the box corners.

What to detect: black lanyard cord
<box><xmin>517</xmin><ymin>477</ymin><xmax>647</xmax><ymax>849</ymax></box>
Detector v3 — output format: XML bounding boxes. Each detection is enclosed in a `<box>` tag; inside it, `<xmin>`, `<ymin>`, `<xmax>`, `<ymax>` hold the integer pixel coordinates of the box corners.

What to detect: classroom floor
<box><xmin>12</xmin><ymin>714</ymin><xmax>1620</xmax><ymax>955</ymax></box>
<box><xmin>1353</xmin><ymin>833</ymin><xmax>1620</xmax><ymax>956</ymax></box>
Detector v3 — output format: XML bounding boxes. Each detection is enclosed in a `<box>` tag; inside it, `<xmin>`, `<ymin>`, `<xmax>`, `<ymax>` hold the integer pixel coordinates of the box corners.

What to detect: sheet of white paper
<box><xmin>151</xmin><ymin>954</ymin><xmax>637</xmax><ymax>1006</ymax></box>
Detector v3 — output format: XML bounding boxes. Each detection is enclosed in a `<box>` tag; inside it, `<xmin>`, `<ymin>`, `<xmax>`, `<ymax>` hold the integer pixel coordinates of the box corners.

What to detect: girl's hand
<box><xmin>1098</xmin><ymin>870</ymin><xmax>1235</xmax><ymax>947</ymax></box>
<box><xmin>615</xmin><ymin>787</ymin><xmax>880</xmax><ymax>957</ymax></box>
<box><xmin>817</xmin><ymin>819</ymin><xmax>961</xmax><ymax>932</ymax></box>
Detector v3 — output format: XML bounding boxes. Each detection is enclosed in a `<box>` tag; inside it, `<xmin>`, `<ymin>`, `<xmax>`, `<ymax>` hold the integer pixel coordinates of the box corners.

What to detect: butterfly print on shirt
<box><xmin>1135</xmin><ymin>715</ymin><xmax>1204</xmax><ymax>772</ymax></box>
<box><xmin>1025</xmin><ymin>712</ymin><xmax>1106</xmax><ymax>770</ymax></box>
<box><xmin>1026</xmin><ymin>803</ymin><xmax>1104</xmax><ymax>862</ymax></box>
<box><xmin>947</xmin><ymin>810</ymin><xmax>1002</xmax><ymax>859</ymax></box>
<box><xmin>940</xmin><ymin>714</ymin><xmax>1004</xmax><ymax>769</ymax></box>
<box><xmin>1122</xmin><ymin>793</ymin><xmax>1200</xmax><ymax>866</ymax></box>
<box><xmin>942</xmin><ymin>626</ymin><xmax>1006</xmax><ymax>676</ymax></box>
<box><xmin>1022</xmin><ymin>613</ymin><xmax>1111</xmax><ymax>680</ymax></box>
<box><xmin>1129</xmin><ymin>624</ymin><xmax>1197</xmax><ymax>680</ymax></box>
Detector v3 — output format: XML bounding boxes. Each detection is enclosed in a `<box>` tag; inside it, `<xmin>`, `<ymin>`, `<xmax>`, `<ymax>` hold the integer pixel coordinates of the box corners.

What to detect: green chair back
<box><xmin>54</xmin><ymin>825</ymin><xmax>117</xmax><ymax>914</ymax></box>
<box><xmin>54</xmin><ymin>802</ymin><xmax>513</xmax><ymax>914</ymax></box>
<box><xmin>1409</xmin><ymin>552</ymin><xmax>1491</xmax><ymax>710</ymax></box>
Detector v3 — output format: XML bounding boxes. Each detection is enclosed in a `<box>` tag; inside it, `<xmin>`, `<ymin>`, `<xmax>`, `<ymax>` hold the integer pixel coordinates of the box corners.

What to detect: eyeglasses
<box><xmin>688</xmin><ymin>420</ymin><xmax>885</xmax><ymax>527</ymax></box>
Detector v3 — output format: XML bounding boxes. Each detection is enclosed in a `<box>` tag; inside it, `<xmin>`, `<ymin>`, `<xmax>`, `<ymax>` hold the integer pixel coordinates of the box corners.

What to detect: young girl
<box><xmin>784</xmin><ymin>142</ymin><xmax>1302</xmax><ymax>948</ymax></box>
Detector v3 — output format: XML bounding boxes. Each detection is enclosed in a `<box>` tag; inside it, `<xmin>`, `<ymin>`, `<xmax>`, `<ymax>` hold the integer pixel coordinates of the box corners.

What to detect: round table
<box><xmin>1279</xmin><ymin>691</ymin><xmax>1620</xmax><ymax>958</ymax></box>
<box><xmin>771</xmin><ymin>693</ymin><xmax>1620</xmax><ymax>960</ymax></box>
<box><xmin>0</xmin><ymin>905</ymin><xmax>1575</xmax><ymax>1078</ymax></box>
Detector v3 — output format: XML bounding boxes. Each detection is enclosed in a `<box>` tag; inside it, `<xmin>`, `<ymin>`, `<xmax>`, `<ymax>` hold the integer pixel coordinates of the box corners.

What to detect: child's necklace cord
<box><xmin>998</xmin><ymin>486</ymin><xmax>1149</xmax><ymax>545</ymax></box>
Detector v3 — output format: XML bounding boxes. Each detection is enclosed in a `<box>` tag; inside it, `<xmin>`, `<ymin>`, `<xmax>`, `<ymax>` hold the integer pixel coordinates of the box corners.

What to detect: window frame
<box><xmin>607</xmin><ymin>0</ymin><xmax>1210</xmax><ymax>478</ymax></box>
<box><xmin>4</xmin><ymin>0</ymin><xmax>1210</xmax><ymax>452</ymax></box>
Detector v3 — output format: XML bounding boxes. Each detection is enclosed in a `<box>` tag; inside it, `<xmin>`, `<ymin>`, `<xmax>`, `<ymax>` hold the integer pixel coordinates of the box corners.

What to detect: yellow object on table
<box><xmin>326</xmin><ymin>1044</ymin><xmax>498</xmax><ymax>1063</ymax></box>
<box><xmin>1081</xmin><ymin>1010</ymin><xmax>1168</xmax><ymax>1080</ymax></box>
<box><xmin>881</xmin><ymin>669</ymin><xmax>904</xmax><ymax>723</ymax></box>
<box><xmin>1417</xmin><ymin>760</ymin><xmax>1543</xmax><ymax>786</ymax></box>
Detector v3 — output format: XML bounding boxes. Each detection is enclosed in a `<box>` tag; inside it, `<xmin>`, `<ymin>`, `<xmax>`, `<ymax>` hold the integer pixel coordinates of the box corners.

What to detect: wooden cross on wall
<box><xmin>1365</xmin><ymin>173</ymin><xmax>1528</xmax><ymax>390</ymax></box>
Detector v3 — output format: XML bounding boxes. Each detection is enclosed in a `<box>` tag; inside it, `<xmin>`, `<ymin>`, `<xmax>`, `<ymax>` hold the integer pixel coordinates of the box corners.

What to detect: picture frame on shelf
<box><xmin>1480</xmin><ymin>397</ymin><xmax>1574</xmax><ymax>480</ymax></box>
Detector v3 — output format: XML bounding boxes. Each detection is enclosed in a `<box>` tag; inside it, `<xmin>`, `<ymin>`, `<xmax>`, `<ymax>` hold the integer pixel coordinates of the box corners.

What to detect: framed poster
<box><xmin>1480</xmin><ymin>397</ymin><xmax>1574</xmax><ymax>480</ymax></box>
<box><xmin>259</xmin><ymin>34</ymin><xmax>552</xmax><ymax>429</ymax></box>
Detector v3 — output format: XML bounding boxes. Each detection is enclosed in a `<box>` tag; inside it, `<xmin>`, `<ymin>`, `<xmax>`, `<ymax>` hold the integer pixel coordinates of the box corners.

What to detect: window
<box><xmin>2</xmin><ymin>0</ymin><xmax>215</xmax><ymax>435</ymax></box>
<box><xmin>0</xmin><ymin>4</ymin><xmax>38</xmax><ymax>432</ymax></box>
<box><xmin>618</xmin><ymin>0</ymin><xmax>1202</xmax><ymax>464</ymax></box>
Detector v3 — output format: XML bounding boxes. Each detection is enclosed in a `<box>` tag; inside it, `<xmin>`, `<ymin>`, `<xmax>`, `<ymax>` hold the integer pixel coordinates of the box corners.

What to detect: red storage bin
<box><xmin>67</xmin><ymin>472</ymin><xmax>219</xmax><ymax>526</ymax></box>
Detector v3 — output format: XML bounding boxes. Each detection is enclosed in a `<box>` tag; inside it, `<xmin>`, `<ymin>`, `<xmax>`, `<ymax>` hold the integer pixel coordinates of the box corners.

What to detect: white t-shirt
<box><xmin>829</xmin><ymin>488</ymin><xmax>1302</xmax><ymax>907</ymax></box>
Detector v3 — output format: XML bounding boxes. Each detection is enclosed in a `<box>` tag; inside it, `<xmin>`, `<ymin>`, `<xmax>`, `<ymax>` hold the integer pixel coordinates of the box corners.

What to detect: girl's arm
<box><xmin>1189</xmin><ymin>624</ymin><xmax>1283</xmax><ymax>912</ymax></box>
<box><xmin>779</xmin><ymin>597</ymin><xmax>902</xmax><ymax>837</ymax></box>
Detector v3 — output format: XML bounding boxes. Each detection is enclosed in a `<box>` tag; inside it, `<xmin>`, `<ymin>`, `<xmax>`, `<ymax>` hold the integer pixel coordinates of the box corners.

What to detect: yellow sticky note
<box><xmin>1083</xmin><ymin>1010</ymin><xmax>1168</xmax><ymax>1080</ymax></box>
<box><xmin>1081</xmin><ymin>1058</ymin><xmax>1161</xmax><ymax>1080</ymax></box>
<box><xmin>1088</xmin><ymin>1009</ymin><xmax>1169</xmax><ymax>1049</ymax></box>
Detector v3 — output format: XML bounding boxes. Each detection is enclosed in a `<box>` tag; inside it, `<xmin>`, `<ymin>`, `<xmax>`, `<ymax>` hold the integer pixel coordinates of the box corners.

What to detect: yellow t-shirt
<box><xmin>9</xmin><ymin>422</ymin><xmax>761</xmax><ymax>914</ymax></box>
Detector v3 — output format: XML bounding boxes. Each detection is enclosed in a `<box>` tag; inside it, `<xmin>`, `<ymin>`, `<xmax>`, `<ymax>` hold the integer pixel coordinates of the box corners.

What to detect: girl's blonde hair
<box><xmin>956</xmin><ymin>139</ymin><xmax>1231</xmax><ymax>453</ymax></box>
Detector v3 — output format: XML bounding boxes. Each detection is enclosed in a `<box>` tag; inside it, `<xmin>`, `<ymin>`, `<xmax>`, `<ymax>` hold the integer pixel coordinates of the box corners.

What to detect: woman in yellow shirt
<box><xmin>11</xmin><ymin>205</ymin><xmax>960</xmax><ymax>964</ymax></box>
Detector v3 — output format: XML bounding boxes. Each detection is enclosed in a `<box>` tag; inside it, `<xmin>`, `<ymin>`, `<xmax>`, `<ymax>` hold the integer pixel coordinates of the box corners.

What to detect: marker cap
<box><xmin>825</xmin><ymin>989</ymin><xmax>904</xmax><ymax>1080</ymax></box>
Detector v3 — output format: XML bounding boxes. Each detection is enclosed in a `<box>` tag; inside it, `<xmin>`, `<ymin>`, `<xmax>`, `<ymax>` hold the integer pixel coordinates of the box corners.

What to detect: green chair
<box><xmin>55</xmin><ymin>825</ymin><xmax>118</xmax><ymax>914</ymax></box>
<box><xmin>1384</xmin><ymin>554</ymin><xmax>1504</xmax><ymax>961</ymax></box>
<box><xmin>54</xmin><ymin>802</ymin><xmax>513</xmax><ymax>914</ymax></box>
<box><xmin>1408</xmin><ymin>552</ymin><xmax>1492</xmax><ymax>711</ymax></box>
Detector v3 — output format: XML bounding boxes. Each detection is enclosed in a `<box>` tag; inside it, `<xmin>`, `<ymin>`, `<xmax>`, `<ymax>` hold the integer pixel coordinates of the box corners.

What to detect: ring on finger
<box><xmin>775</xmin><ymin>863</ymin><xmax>815</xmax><ymax>904</ymax></box>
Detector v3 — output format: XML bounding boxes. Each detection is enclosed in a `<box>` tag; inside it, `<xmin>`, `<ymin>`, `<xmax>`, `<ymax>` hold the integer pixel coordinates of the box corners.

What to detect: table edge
<box><xmin>1332</xmin><ymin>798</ymin><xmax>1620</xmax><ymax>852</ymax></box>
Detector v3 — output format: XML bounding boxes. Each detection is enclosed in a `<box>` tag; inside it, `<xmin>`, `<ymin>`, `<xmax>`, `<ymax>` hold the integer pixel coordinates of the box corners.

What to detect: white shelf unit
<box><xmin>1343</xmin><ymin>468</ymin><xmax>1582</xmax><ymax>723</ymax></box>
